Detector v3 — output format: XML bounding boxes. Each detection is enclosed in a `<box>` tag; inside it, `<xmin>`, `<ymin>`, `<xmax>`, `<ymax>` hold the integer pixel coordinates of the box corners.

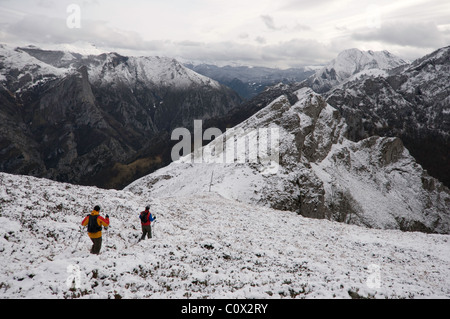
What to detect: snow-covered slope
<box><xmin>0</xmin><ymin>172</ymin><xmax>449</xmax><ymax>299</ymax></box>
<box><xmin>0</xmin><ymin>45</ymin><xmax>70</xmax><ymax>92</ymax></box>
<box><xmin>305</xmin><ymin>48</ymin><xmax>408</xmax><ymax>93</ymax></box>
<box><xmin>126</xmin><ymin>88</ymin><xmax>450</xmax><ymax>233</ymax></box>
<box><xmin>83</xmin><ymin>53</ymin><xmax>221</xmax><ymax>89</ymax></box>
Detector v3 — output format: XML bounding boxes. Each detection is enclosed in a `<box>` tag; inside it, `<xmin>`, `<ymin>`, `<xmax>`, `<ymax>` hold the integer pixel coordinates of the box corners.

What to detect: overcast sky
<box><xmin>0</xmin><ymin>0</ymin><xmax>449</xmax><ymax>68</ymax></box>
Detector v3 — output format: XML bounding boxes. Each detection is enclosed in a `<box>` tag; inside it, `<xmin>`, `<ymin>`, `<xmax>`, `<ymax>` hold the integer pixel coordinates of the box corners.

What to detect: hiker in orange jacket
<box><xmin>81</xmin><ymin>205</ymin><xmax>110</xmax><ymax>254</ymax></box>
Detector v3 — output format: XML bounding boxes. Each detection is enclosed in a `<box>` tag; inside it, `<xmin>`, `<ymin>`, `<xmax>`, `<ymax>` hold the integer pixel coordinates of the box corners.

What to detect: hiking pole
<box><xmin>152</xmin><ymin>215</ymin><xmax>157</xmax><ymax>239</ymax></box>
<box><xmin>106</xmin><ymin>207</ymin><xmax>118</xmax><ymax>249</ymax></box>
<box><xmin>151</xmin><ymin>221</ymin><xmax>154</xmax><ymax>239</ymax></box>
<box><xmin>72</xmin><ymin>226</ymin><xmax>84</xmax><ymax>254</ymax></box>
<box><xmin>105</xmin><ymin>226</ymin><xmax>108</xmax><ymax>248</ymax></box>
<box><xmin>104</xmin><ymin>208</ymin><xmax>115</xmax><ymax>250</ymax></box>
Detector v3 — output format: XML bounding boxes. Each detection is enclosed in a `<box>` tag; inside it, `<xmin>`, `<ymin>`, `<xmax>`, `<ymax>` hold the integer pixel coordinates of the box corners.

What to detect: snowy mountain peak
<box><xmin>334</xmin><ymin>48</ymin><xmax>408</xmax><ymax>72</ymax></box>
<box><xmin>305</xmin><ymin>48</ymin><xmax>408</xmax><ymax>93</ymax></box>
<box><xmin>85</xmin><ymin>51</ymin><xmax>222</xmax><ymax>89</ymax></box>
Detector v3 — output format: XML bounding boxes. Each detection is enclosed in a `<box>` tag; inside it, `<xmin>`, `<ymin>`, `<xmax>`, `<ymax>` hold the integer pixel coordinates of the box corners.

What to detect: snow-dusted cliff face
<box><xmin>325</xmin><ymin>46</ymin><xmax>450</xmax><ymax>188</ymax></box>
<box><xmin>126</xmin><ymin>88</ymin><xmax>450</xmax><ymax>234</ymax></box>
<box><xmin>0</xmin><ymin>44</ymin><xmax>240</xmax><ymax>188</ymax></box>
<box><xmin>304</xmin><ymin>48</ymin><xmax>408</xmax><ymax>93</ymax></box>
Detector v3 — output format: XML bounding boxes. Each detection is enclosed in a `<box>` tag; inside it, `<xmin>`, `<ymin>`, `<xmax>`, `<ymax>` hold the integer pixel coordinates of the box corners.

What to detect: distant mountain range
<box><xmin>191</xmin><ymin>47</ymin><xmax>450</xmax><ymax>189</ymax></box>
<box><xmin>1</xmin><ymin>44</ymin><xmax>448</xmax><ymax>192</ymax></box>
<box><xmin>184</xmin><ymin>63</ymin><xmax>315</xmax><ymax>100</ymax></box>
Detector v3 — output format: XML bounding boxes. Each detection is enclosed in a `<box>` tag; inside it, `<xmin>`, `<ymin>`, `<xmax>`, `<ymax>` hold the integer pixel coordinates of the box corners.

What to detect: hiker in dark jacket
<box><xmin>81</xmin><ymin>205</ymin><xmax>109</xmax><ymax>254</ymax></box>
<box><xmin>139</xmin><ymin>206</ymin><xmax>155</xmax><ymax>241</ymax></box>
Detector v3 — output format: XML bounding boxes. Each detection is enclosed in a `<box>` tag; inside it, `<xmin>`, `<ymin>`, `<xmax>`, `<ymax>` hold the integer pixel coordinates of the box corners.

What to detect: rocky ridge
<box><xmin>126</xmin><ymin>88</ymin><xmax>450</xmax><ymax>234</ymax></box>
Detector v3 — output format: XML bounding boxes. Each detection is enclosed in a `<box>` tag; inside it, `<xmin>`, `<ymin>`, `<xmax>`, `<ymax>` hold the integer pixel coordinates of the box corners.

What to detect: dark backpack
<box><xmin>87</xmin><ymin>215</ymin><xmax>102</xmax><ymax>233</ymax></box>
<box><xmin>140</xmin><ymin>211</ymin><xmax>149</xmax><ymax>223</ymax></box>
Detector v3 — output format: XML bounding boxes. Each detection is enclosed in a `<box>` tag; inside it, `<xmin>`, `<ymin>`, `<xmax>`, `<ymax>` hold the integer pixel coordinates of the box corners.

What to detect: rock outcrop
<box><xmin>325</xmin><ymin>46</ymin><xmax>450</xmax><ymax>187</ymax></box>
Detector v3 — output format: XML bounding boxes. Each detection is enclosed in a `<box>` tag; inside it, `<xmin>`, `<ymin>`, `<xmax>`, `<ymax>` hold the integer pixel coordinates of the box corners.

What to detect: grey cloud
<box><xmin>255</xmin><ymin>36</ymin><xmax>266</xmax><ymax>44</ymax></box>
<box><xmin>160</xmin><ymin>38</ymin><xmax>336</xmax><ymax>68</ymax></box>
<box><xmin>239</xmin><ymin>33</ymin><xmax>249</xmax><ymax>39</ymax></box>
<box><xmin>280</xmin><ymin>0</ymin><xmax>337</xmax><ymax>11</ymax></box>
<box><xmin>3</xmin><ymin>13</ymin><xmax>339</xmax><ymax>68</ymax></box>
<box><xmin>352</xmin><ymin>21</ymin><xmax>447</xmax><ymax>48</ymax></box>
<box><xmin>5</xmin><ymin>14</ymin><xmax>149</xmax><ymax>50</ymax></box>
<box><xmin>37</xmin><ymin>0</ymin><xmax>55</xmax><ymax>8</ymax></box>
<box><xmin>261</xmin><ymin>38</ymin><xmax>335</xmax><ymax>66</ymax></box>
<box><xmin>178</xmin><ymin>40</ymin><xmax>204</xmax><ymax>47</ymax></box>
<box><xmin>293</xmin><ymin>23</ymin><xmax>311</xmax><ymax>32</ymax></box>
<box><xmin>260</xmin><ymin>15</ymin><xmax>279</xmax><ymax>30</ymax></box>
<box><xmin>260</xmin><ymin>14</ymin><xmax>311</xmax><ymax>35</ymax></box>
